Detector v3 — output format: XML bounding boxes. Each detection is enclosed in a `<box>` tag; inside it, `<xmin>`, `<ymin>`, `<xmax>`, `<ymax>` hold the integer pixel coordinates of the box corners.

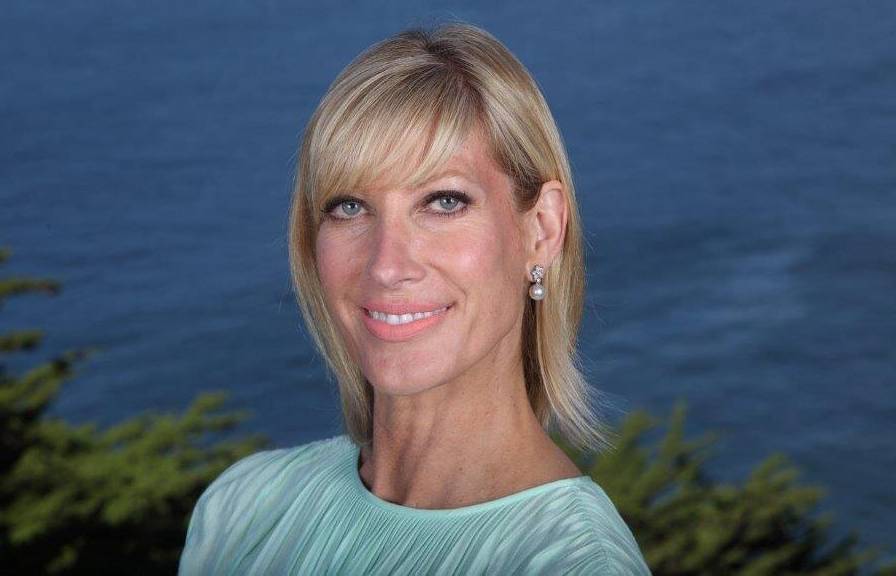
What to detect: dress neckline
<box><xmin>343</xmin><ymin>436</ymin><xmax>593</xmax><ymax>519</ymax></box>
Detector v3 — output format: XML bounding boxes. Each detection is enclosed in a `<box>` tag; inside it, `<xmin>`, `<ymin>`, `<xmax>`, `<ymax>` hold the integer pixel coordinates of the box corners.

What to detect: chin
<box><xmin>364</xmin><ymin>362</ymin><xmax>451</xmax><ymax>398</ymax></box>
<box><xmin>368</xmin><ymin>377</ymin><xmax>439</xmax><ymax>398</ymax></box>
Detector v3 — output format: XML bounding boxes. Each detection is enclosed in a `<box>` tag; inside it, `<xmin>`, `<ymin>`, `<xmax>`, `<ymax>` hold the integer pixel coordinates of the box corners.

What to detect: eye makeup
<box><xmin>320</xmin><ymin>196</ymin><xmax>361</xmax><ymax>219</ymax></box>
<box><xmin>421</xmin><ymin>190</ymin><xmax>472</xmax><ymax>218</ymax></box>
<box><xmin>320</xmin><ymin>189</ymin><xmax>473</xmax><ymax>221</ymax></box>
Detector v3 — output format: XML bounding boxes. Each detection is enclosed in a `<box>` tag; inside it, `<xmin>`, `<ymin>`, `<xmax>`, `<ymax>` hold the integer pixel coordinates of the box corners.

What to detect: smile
<box><xmin>365</xmin><ymin>306</ymin><xmax>449</xmax><ymax>325</ymax></box>
<box><xmin>361</xmin><ymin>304</ymin><xmax>451</xmax><ymax>342</ymax></box>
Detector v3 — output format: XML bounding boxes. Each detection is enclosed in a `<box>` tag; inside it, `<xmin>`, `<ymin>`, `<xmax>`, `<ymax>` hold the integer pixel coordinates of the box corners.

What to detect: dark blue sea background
<box><xmin>2</xmin><ymin>0</ymin><xmax>894</xmax><ymax>562</ymax></box>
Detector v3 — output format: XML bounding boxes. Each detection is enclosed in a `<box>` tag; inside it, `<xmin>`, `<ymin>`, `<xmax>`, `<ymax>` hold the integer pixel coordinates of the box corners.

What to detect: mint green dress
<box><xmin>178</xmin><ymin>434</ymin><xmax>651</xmax><ymax>575</ymax></box>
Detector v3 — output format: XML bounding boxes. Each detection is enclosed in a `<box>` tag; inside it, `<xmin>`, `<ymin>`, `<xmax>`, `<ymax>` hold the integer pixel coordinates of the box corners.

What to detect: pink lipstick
<box><xmin>361</xmin><ymin>303</ymin><xmax>451</xmax><ymax>342</ymax></box>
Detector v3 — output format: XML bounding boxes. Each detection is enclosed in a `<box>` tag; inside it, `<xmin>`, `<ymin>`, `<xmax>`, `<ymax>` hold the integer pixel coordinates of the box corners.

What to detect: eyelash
<box><xmin>321</xmin><ymin>190</ymin><xmax>471</xmax><ymax>221</ymax></box>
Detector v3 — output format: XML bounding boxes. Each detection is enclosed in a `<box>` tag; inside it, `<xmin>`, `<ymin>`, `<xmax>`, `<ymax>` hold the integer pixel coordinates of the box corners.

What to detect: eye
<box><xmin>337</xmin><ymin>200</ymin><xmax>363</xmax><ymax>217</ymax></box>
<box><xmin>426</xmin><ymin>191</ymin><xmax>471</xmax><ymax>217</ymax></box>
<box><xmin>322</xmin><ymin>197</ymin><xmax>366</xmax><ymax>220</ymax></box>
<box><xmin>435</xmin><ymin>196</ymin><xmax>461</xmax><ymax>211</ymax></box>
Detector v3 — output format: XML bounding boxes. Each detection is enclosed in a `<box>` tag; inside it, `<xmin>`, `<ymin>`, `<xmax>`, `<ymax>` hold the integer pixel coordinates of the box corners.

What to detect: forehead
<box><xmin>365</xmin><ymin>127</ymin><xmax>506</xmax><ymax>194</ymax></box>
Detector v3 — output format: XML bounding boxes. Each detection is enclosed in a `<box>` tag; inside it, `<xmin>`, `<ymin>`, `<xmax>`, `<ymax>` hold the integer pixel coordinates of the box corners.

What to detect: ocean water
<box><xmin>2</xmin><ymin>0</ymin><xmax>894</xmax><ymax>562</ymax></box>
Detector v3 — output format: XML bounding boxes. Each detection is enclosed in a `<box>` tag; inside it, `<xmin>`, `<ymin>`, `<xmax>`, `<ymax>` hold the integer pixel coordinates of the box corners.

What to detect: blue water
<box><xmin>2</xmin><ymin>0</ymin><xmax>894</xmax><ymax>563</ymax></box>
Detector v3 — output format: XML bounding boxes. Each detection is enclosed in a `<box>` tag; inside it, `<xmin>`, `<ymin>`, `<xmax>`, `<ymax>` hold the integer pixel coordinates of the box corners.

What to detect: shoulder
<box><xmin>178</xmin><ymin>434</ymin><xmax>350</xmax><ymax>574</ymax></box>
<box><xmin>565</xmin><ymin>482</ymin><xmax>652</xmax><ymax>575</ymax></box>
<box><xmin>195</xmin><ymin>433</ymin><xmax>348</xmax><ymax>507</ymax></box>
<box><xmin>196</xmin><ymin>433</ymin><xmax>343</xmax><ymax>504</ymax></box>
<box><xmin>507</xmin><ymin>480</ymin><xmax>652</xmax><ymax>575</ymax></box>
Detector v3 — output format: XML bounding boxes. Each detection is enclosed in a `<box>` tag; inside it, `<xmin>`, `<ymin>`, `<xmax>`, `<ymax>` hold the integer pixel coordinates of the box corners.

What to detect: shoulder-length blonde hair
<box><xmin>288</xmin><ymin>22</ymin><xmax>611</xmax><ymax>453</ymax></box>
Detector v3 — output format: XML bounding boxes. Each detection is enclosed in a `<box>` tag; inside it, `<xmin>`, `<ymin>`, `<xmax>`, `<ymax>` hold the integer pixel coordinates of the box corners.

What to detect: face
<box><xmin>315</xmin><ymin>129</ymin><xmax>531</xmax><ymax>397</ymax></box>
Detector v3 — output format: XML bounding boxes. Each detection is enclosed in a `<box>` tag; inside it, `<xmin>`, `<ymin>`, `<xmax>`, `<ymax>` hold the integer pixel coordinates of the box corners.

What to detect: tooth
<box><xmin>368</xmin><ymin>306</ymin><xmax>449</xmax><ymax>324</ymax></box>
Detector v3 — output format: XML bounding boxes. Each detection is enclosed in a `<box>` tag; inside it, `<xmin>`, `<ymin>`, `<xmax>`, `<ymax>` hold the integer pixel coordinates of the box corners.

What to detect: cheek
<box><xmin>316</xmin><ymin>226</ymin><xmax>367</xmax><ymax>274</ymax></box>
<box><xmin>314</xmin><ymin>233</ymin><xmax>365</xmax><ymax>355</ymax></box>
<box><xmin>439</xmin><ymin>221</ymin><xmax>524</xmax><ymax>302</ymax></box>
<box><xmin>315</xmin><ymin>232</ymin><xmax>360</xmax><ymax>298</ymax></box>
<box><xmin>314</xmin><ymin>238</ymin><xmax>339</xmax><ymax>290</ymax></box>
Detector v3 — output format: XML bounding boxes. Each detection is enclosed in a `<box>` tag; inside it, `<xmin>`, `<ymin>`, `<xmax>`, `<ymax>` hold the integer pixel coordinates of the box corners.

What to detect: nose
<box><xmin>365</xmin><ymin>216</ymin><xmax>426</xmax><ymax>289</ymax></box>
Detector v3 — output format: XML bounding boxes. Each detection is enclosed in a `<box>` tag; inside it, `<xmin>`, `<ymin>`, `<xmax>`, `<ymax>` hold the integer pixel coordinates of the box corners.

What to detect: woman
<box><xmin>179</xmin><ymin>22</ymin><xmax>651</xmax><ymax>575</ymax></box>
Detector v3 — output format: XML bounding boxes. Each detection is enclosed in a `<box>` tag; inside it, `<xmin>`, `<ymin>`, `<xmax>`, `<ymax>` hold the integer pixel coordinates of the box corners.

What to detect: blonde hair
<box><xmin>288</xmin><ymin>22</ymin><xmax>612</xmax><ymax>453</ymax></box>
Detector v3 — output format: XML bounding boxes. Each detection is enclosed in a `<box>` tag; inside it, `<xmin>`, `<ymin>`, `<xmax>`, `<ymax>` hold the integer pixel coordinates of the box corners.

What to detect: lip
<box><xmin>360</xmin><ymin>303</ymin><xmax>451</xmax><ymax>342</ymax></box>
<box><xmin>360</xmin><ymin>301</ymin><xmax>450</xmax><ymax>315</ymax></box>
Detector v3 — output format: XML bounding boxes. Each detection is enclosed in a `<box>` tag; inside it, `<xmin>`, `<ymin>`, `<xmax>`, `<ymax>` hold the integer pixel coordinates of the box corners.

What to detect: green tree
<box><xmin>0</xmin><ymin>246</ymin><xmax>267</xmax><ymax>574</ymax></box>
<box><xmin>555</xmin><ymin>404</ymin><xmax>896</xmax><ymax>575</ymax></box>
<box><xmin>3</xmin><ymin>243</ymin><xmax>895</xmax><ymax>575</ymax></box>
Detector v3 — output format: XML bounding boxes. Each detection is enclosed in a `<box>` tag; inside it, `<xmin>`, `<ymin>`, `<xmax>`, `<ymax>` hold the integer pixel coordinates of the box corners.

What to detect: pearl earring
<box><xmin>528</xmin><ymin>264</ymin><xmax>545</xmax><ymax>301</ymax></box>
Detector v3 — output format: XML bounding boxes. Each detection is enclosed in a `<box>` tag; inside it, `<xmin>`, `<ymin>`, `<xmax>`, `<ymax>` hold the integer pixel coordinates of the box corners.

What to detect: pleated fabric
<box><xmin>178</xmin><ymin>434</ymin><xmax>652</xmax><ymax>575</ymax></box>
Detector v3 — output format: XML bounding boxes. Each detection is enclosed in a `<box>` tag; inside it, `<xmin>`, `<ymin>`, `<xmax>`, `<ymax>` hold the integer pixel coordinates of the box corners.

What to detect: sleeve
<box><xmin>177</xmin><ymin>451</ymin><xmax>277</xmax><ymax>576</ymax></box>
<box><xmin>564</xmin><ymin>488</ymin><xmax>653</xmax><ymax>575</ymax></box>
<box><xmin>565</xmin><ymin>537</ymin><xmax>653</xmax><ymax>575</ymax></box>
<box><xmin>498</xmin><ymin>485</ymin><xmax>653</xmax><ymax>576</ymax></box>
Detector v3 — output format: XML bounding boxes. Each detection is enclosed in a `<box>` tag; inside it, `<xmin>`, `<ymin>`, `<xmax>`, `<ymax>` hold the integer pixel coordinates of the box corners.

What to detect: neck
<box><xmin>357</xmin><ymin>349</ymin><xmax>578</xmax><ymax>509</ymax></box>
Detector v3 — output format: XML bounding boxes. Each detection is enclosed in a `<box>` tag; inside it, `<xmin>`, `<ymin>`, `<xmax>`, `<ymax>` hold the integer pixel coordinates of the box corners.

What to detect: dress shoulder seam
<box><xmin>203</xmin><ymin>434</ymin><xmax>344</xmax><ymax>497</ymax></box>
<box><xmin>571</xmin><ymin>485</ymin><xmax>614</xmax><ymax>573</ymax></box>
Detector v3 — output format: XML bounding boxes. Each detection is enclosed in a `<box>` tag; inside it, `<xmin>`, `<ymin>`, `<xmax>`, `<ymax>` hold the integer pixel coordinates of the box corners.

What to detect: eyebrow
<box><xmin>355</xmin><ymin>168</ymin><xmax>475</xmax><ymax>197</ymax></box>
<box><xmin>417</xmin><ymin>169</ymin><xmax>473</xmax><ymax>187</ymax></box>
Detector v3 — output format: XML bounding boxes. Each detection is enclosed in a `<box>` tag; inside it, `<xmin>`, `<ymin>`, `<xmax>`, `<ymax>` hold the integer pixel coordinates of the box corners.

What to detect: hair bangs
<box><xmin>309</xmin><ymin>65</ymin><xmax>481</xmax><ymax>217</ymax></box>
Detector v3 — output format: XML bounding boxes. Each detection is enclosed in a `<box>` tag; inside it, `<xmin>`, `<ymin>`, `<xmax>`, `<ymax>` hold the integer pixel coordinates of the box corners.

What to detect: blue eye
<box><xmin>427</xmin><ymin>191</ymin><xmax>471</xmax><ymax>217</ymax></box>
<box><xmin>338</xmin><ymin>200</ymin><xmax>362</xmax><ymax>217</ymax></box>
<box><xmin>322</xmin><ymin>197</ymin><xmax>365</xmax><ymax>220</ymax></box>
<box><xmin>436</xmin><ymin>196</ymin><xmax>461</xmax><ymax>211</ymax></box>
<box><xmin>321</xmin><ymin>190</ymin><xmax>471</xmax><ymax>222</ymax></box>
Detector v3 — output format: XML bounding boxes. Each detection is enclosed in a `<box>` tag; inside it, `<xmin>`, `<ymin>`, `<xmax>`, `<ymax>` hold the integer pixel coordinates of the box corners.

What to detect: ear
<box><xmin>523</xmin><ymin>179</ymin><xmax>568</xmax><ymax>274</ymax></box>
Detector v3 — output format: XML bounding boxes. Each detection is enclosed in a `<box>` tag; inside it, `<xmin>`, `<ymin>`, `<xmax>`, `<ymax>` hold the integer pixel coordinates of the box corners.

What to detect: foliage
<box><xmin>3</xmin><ymin>243</ymin><xmax>894</xmax><ymax>574</ymax></box>
<box><xmin>0</xmin><ymin>246</ymin><xmax>267</xmax><ymax>574</ymax></box>
<box><xmin>555</xmin><ymin>404</ymin><xmax>896</xmax><ymax>576</ymax></box>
